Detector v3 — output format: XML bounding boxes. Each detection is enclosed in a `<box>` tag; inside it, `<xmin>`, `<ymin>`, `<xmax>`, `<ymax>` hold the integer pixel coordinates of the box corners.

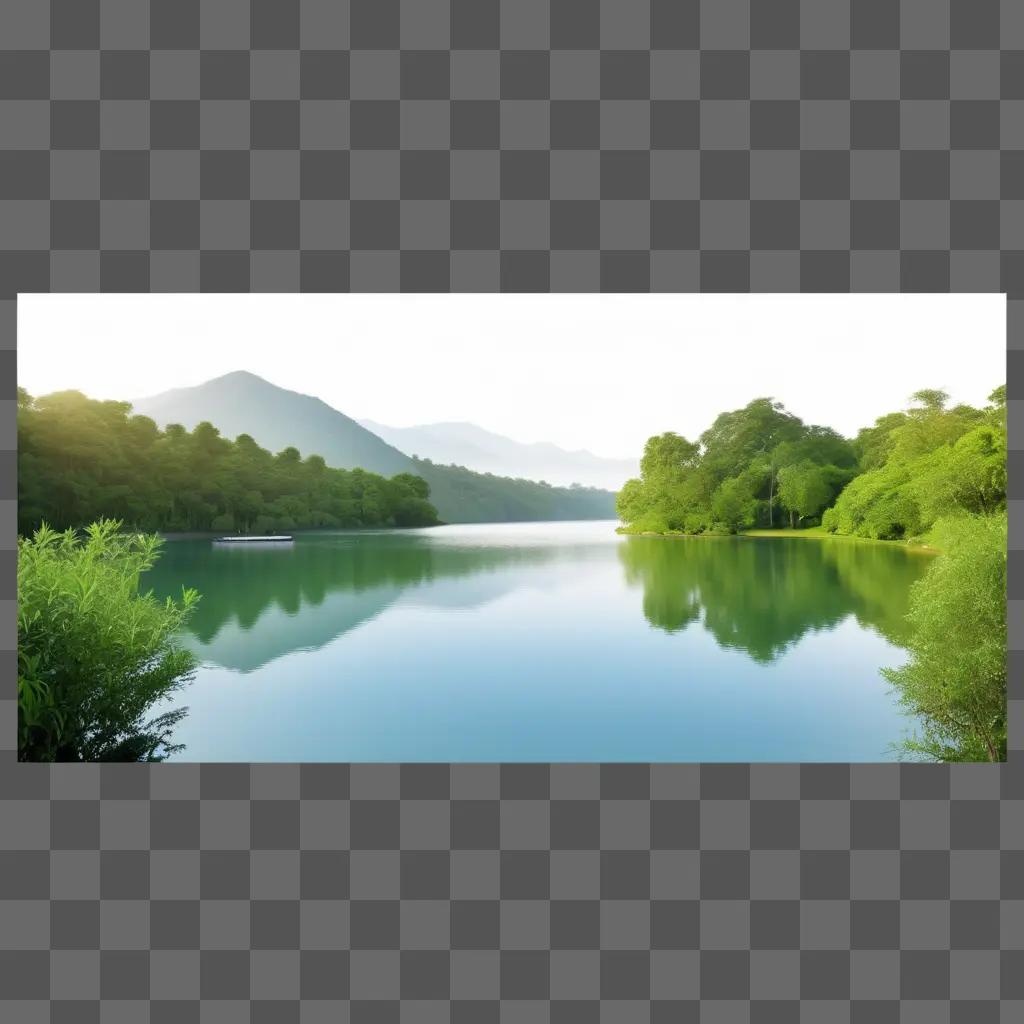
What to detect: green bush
<box><xmin>882</xmin><ymin>512</ymin><xmax>1007</xmax><ymax>762</ymax></box>
<box><xmin>824</xmin><ymin>465</ymin><xmax>923</xmax><ymax>539</ymax></box>
<box><xmin>18</xmin><ymin>520</ymin><xmax>200</xmax><ymax>762</ymax></box>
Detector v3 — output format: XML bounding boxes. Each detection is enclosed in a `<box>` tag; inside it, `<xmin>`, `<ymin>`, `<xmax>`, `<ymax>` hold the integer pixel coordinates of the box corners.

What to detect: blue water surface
<box><xmin>145</xmin><ymin>520</ymin><xmax>930</xmax><ymax>761</ymax></box>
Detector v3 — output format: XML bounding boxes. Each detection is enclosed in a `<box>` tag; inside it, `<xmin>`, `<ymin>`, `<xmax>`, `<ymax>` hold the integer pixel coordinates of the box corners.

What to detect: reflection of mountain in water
<box><xmin>618</xmin><ymin>536</ymin><xmax>933</xmax><ymax>663</ymax></box>
<box><xmin>144</xmin><ymin>533</ymin><xmax>571</xmax><ymax>673</ymax></box>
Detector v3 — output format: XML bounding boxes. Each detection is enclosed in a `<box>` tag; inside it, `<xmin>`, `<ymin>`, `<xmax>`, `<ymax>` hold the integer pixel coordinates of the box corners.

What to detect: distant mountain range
<box><xmin>358</xmin><ymin>418</ymin><xmax>638</xmax><ymax>492</ymax></box>
<box><xmin>132</xmin><ymin>371</ymin><xmax>618</xmax><ymax>524</ymax></box>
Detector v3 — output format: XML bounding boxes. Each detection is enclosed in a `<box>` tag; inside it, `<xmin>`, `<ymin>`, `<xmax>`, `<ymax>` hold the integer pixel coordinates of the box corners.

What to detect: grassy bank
<box><xmin>617</xmin><ymin>523</ymin><xmax>941</xmax><ymax>554</ymax></box>
<box><xmin>741</xmin><ymin>526</ymin><xmax>941</xmax><ymax>553</ymax></box>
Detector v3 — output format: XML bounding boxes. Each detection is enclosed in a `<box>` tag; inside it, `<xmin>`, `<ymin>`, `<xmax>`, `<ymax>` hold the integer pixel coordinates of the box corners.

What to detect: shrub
<box><xmin>18</xmin><ymin>520</ymin><xmax>199</xmax><ymax>762</ymax></box>
<box><xmin>882</xmin><ymin>512</ymin><xmax>1006</xmax><ymax>762</ymax></box>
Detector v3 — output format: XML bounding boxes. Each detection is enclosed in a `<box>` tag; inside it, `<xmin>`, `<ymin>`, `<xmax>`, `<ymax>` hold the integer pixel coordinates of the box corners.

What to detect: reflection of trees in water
<box><xmin>618</xmin><ymin>536</ymin><xmax>932</xmax><ymax>663</ymax></box>
<box><xmin>144</xmin><ymin>533</ymin><xmax>564</xmax><ymax>645</ymax></box>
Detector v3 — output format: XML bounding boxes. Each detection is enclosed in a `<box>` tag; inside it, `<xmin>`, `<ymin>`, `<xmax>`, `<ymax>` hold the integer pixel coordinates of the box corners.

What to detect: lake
<box><xmin>144</xmin><ymin>520</ymin><xmax>934</xmax><ymax>762</ymax></box>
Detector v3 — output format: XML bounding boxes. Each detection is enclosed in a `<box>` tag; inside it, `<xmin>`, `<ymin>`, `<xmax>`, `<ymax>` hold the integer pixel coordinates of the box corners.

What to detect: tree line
<box><xmin>409</xmin><ymin>455</ymin><xmax>616</xmax><ymax>524</ymax></box>
<box><xmin>17</xmin><ymin>389</ymin><xmax>441</xmax><ymax>535</ymax></box>
<box><xmin>617</xmin><ymin>397</ymin><xmax>862</xmax><ymax>535</ymax></box>
<box><xmin>617</xmin><ymin>387</ymin><xmax>1005</xmax><ymax>540</ymax></box>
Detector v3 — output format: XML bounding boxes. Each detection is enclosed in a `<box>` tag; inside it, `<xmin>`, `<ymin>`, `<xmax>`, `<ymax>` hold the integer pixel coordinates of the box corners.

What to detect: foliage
<box><xmin>776</xmin><ymin>461</ymin><xmax>834</xmax><ymax>528</ymax></box>
<box><xmin>882</xmin><ymin>513</ymin><xmax>1007</xmax><ymax>762</ymax></box>
<box><xmin>851</xmin><ymin>411</ymin><xmax>909</xmax><ymax>471</ymax></box>
<box><xmin>820</xmin><ymin>475</ymin><xmax>921</xmax><ymax>540</ymax></box>
<box><xmin>18</xmin><ymin>390</ymin><xmax>441</xmax><ymax>534</ymax></box>
<box><xmin>617</xmin><ymin>398</ymin><xmax>857</xmax><ymax>535</ymax></box>
<box><xmin>711</xmin><ymin>476</ymin><xmax>758</xmax><ymax>532</ymax></box>
<box><xmin>410</xmin><ymin>457</ymin><xmax>616</xmax><ymax>524</ymax></box>
<box><xmin>18</xmin><ymin>520</ymin><xmax>199</xmax><ymax>761</ymax></box>
<box><xmin>823</xmin><ymin>388</ymin><xmax>1004</xmax><ymax>540</ymax></box>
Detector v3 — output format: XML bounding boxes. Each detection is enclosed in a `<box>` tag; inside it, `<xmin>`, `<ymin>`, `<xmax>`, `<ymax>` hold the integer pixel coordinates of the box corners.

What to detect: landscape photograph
<box><xmin>16</xmin><ymin>294</ymin><xmax>1007</xmax><ymax>763</ymax></box>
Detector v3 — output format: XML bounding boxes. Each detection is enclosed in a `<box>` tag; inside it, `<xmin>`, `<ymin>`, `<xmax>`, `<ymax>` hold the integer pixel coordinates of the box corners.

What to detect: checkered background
<box><xmin>1</xmin><ymin>1</ymin><xmax>1023</xmax><ymax>1020</ymax></box>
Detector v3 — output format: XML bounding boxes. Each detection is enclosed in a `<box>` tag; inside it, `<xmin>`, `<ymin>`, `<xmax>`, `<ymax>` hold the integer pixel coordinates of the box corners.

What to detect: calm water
<box><xmin>144</xmin><ymin>520</ymin><xmax>934</xmax><ymax>762</ymax></box>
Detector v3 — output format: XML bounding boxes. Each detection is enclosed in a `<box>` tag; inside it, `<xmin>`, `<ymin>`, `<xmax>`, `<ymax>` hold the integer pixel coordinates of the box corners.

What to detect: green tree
<box><xmin>699</xmin><ymin>398</ymin><xmax>804</xmax><ymax>480</ymax></box>
<box><xmin>615</xmin><ymin>477</ymin><xmax>649</xmax><ymax>524</ymax></box>
<box><xmin>711</xmin><ymin>476</ymin><xmax>757</xmax><ymax>532</ymax></box>
<box><xmin>619</xmin><ymin>397</ymin><xmax>858</xmax><ymax>535</ymax></box>
<box><xmin>18</xmin><ymin>520</ymin><xmax>200</xmax><ymax>762</ymax></box>
<box><xmin>852</xmin><ymin>411</ymin><xmax>910</xmax><ymax>472</ymax></box>
<box><xmin>776</xmin><ymin>460</ymin><xmax>833</xmax><ymax>528</ymax></box>
<box><xmin>774</xmin><ymin>427</ymin><xmax>856</xmax><ymax>472</ymax></box>
<box><xmin>824</xmin><ymin>385</ymin><xmax>1006</xmax><ymax>540</ymax></box>
<box><xmin>640</xmin><ymin>432</ymin><xmax>700</xmax><ymax>485</ymax></box>
<box><xmin>910</xmin><ymin>388</ymin><xmax>949</xmax><ymax>411</ymax></box>
<box><xmin>909</xmin><ymin>424</ymin><xmax>1007</xmax><ymax>522</ymax></box>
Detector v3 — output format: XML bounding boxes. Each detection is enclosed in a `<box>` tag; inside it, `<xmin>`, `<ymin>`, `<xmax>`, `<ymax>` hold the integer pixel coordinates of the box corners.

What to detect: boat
<box><xmin>214</xmin><ymin>535</ymin><xmax>293</xmax><ymax>543</ymax></box>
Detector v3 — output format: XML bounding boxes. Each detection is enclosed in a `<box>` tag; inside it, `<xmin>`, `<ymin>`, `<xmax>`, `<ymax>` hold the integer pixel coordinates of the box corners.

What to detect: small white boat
<box><xmin>214</xmin><ymin>535</ymin><xmax>293</xmax><ymax>543</ymax></box>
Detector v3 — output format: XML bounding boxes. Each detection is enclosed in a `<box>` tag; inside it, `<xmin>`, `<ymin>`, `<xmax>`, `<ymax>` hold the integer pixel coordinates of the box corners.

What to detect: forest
<box><xmin>617</xmin><ymin>387</ymin><xmax>1005</xmax><ymax>540</ymax></box>
<box><xmin>409</xmin><ymin>455</ymin><xmax>616</xmax><ymax>524</ymax></box>
<box><xmin>17</xmin><ymin>389</ymin><xmax>441</xmax><ymax>534</ymax></box>
<box><xmin>617</xmin><ymin>386</ymin><xmax>1008</xmax><ymax>763</ymax></box>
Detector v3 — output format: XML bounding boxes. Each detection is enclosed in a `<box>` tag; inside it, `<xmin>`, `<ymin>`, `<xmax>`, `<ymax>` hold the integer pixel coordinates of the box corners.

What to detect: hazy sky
<box><xmin>19</xmin><ymin>293</ymin><xmax>1004</xmax><ymax>459</ymax></box>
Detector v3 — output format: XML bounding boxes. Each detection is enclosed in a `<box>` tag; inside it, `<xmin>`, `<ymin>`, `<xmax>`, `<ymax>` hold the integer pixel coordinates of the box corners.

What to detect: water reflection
<box><xmin>146</xmin><ymin>529</ymin><xmax>585</xmax><ymax>672</ymax></box>
<box><xmin>618</xmin><ymin>535</ymin><xmax>931</xmax><ymax>662</ymax></box>
<box><xmin>146</xmin><ymin>526</ymin><xmax>932</xmax><ymax>674</ymax></box>
<box><xmin>144</xmin><ymin>523</ymin><xmax>933</xmax><ymax>761</ymax></box>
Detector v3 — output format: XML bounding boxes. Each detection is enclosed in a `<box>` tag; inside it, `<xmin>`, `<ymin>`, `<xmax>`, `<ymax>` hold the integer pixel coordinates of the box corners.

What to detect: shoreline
<box><xmin>618</xmin><ymin>525</ymin><xmax>941</xmax><ymax>555</ymax></box>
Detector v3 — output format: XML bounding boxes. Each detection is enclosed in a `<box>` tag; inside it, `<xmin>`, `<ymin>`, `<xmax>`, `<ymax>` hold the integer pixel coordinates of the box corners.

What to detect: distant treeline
<box><xmin>17</xmin><ymin>390</ymin><xmax>441</xmax><ymax>534</ymax></box>
<box><xmin>410</xmin><ymin>456</ymin><xmax>616</xmax><ymax>524</ymax></box>
<box><xmin>617</xmin><ymin>387</ymin><xmax>1006</xmax><ymax>540</ymax></box>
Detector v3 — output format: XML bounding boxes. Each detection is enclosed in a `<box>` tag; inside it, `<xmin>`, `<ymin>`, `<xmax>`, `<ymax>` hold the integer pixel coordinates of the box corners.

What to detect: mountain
<box><xmin>132</xmin><ymin>371</ymin><xmax>616</xmax><ymax>524</ymax></box>
<box><xmin>358</xmin><ymin>418</ymin><xmax>638</xmax><ymax>492</ymax></box>
<box><xmin>133</xmin><ymin>370</ymin><xmax>411</xmax><ymax>477</ymax></box>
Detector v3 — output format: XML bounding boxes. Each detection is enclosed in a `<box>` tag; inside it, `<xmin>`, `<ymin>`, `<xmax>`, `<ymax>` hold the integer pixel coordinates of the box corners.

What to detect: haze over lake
<box><xmin>144</xmin><ymin>521</ymin><xmax>931</xmax><ymax>762</ymax></box>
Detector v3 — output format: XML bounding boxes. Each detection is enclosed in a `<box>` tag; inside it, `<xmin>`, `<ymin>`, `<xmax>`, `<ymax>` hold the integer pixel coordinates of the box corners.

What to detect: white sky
<box><xmin>18</xmin><ymin>293</ymin><xmax>1005</xmax><ymax>459</ymax></box>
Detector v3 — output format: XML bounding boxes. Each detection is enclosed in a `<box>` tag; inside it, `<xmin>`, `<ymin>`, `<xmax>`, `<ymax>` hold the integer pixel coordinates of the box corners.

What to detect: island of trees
<box><xmin>17</xmin><ymin>388</ymin><xmax>441</xmax><ymax>535</ymax></box>
<box><xmin>617</xmin><ymin>387</ymin><xmax>1007</xmax><ymax>763</ymax></box>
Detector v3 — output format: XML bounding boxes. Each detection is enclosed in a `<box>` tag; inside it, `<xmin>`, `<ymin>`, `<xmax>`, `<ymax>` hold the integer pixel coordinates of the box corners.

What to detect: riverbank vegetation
<box><xmin>18</xmin><ymin>520</ymin><xmax>199</xmax><ymax>761</ymax></box>
<box><xmin>18</xmin><ymin>389</ymin><xmax>441</xmax><ymax>534</ymax></box>
<box><xmin>882</xmin><ymin>513</ymin><xmax>1006</xmax><ymax>762</ymax></box>
<box><xmin>616</xmin><ymin>388</ymin><xmax>1006</xmax><ymax>539</ymax></box>
<box><xmin>616</xmin><ymin>386</ymin><xmax>1007</xmax><ymax>762</ymax></box>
